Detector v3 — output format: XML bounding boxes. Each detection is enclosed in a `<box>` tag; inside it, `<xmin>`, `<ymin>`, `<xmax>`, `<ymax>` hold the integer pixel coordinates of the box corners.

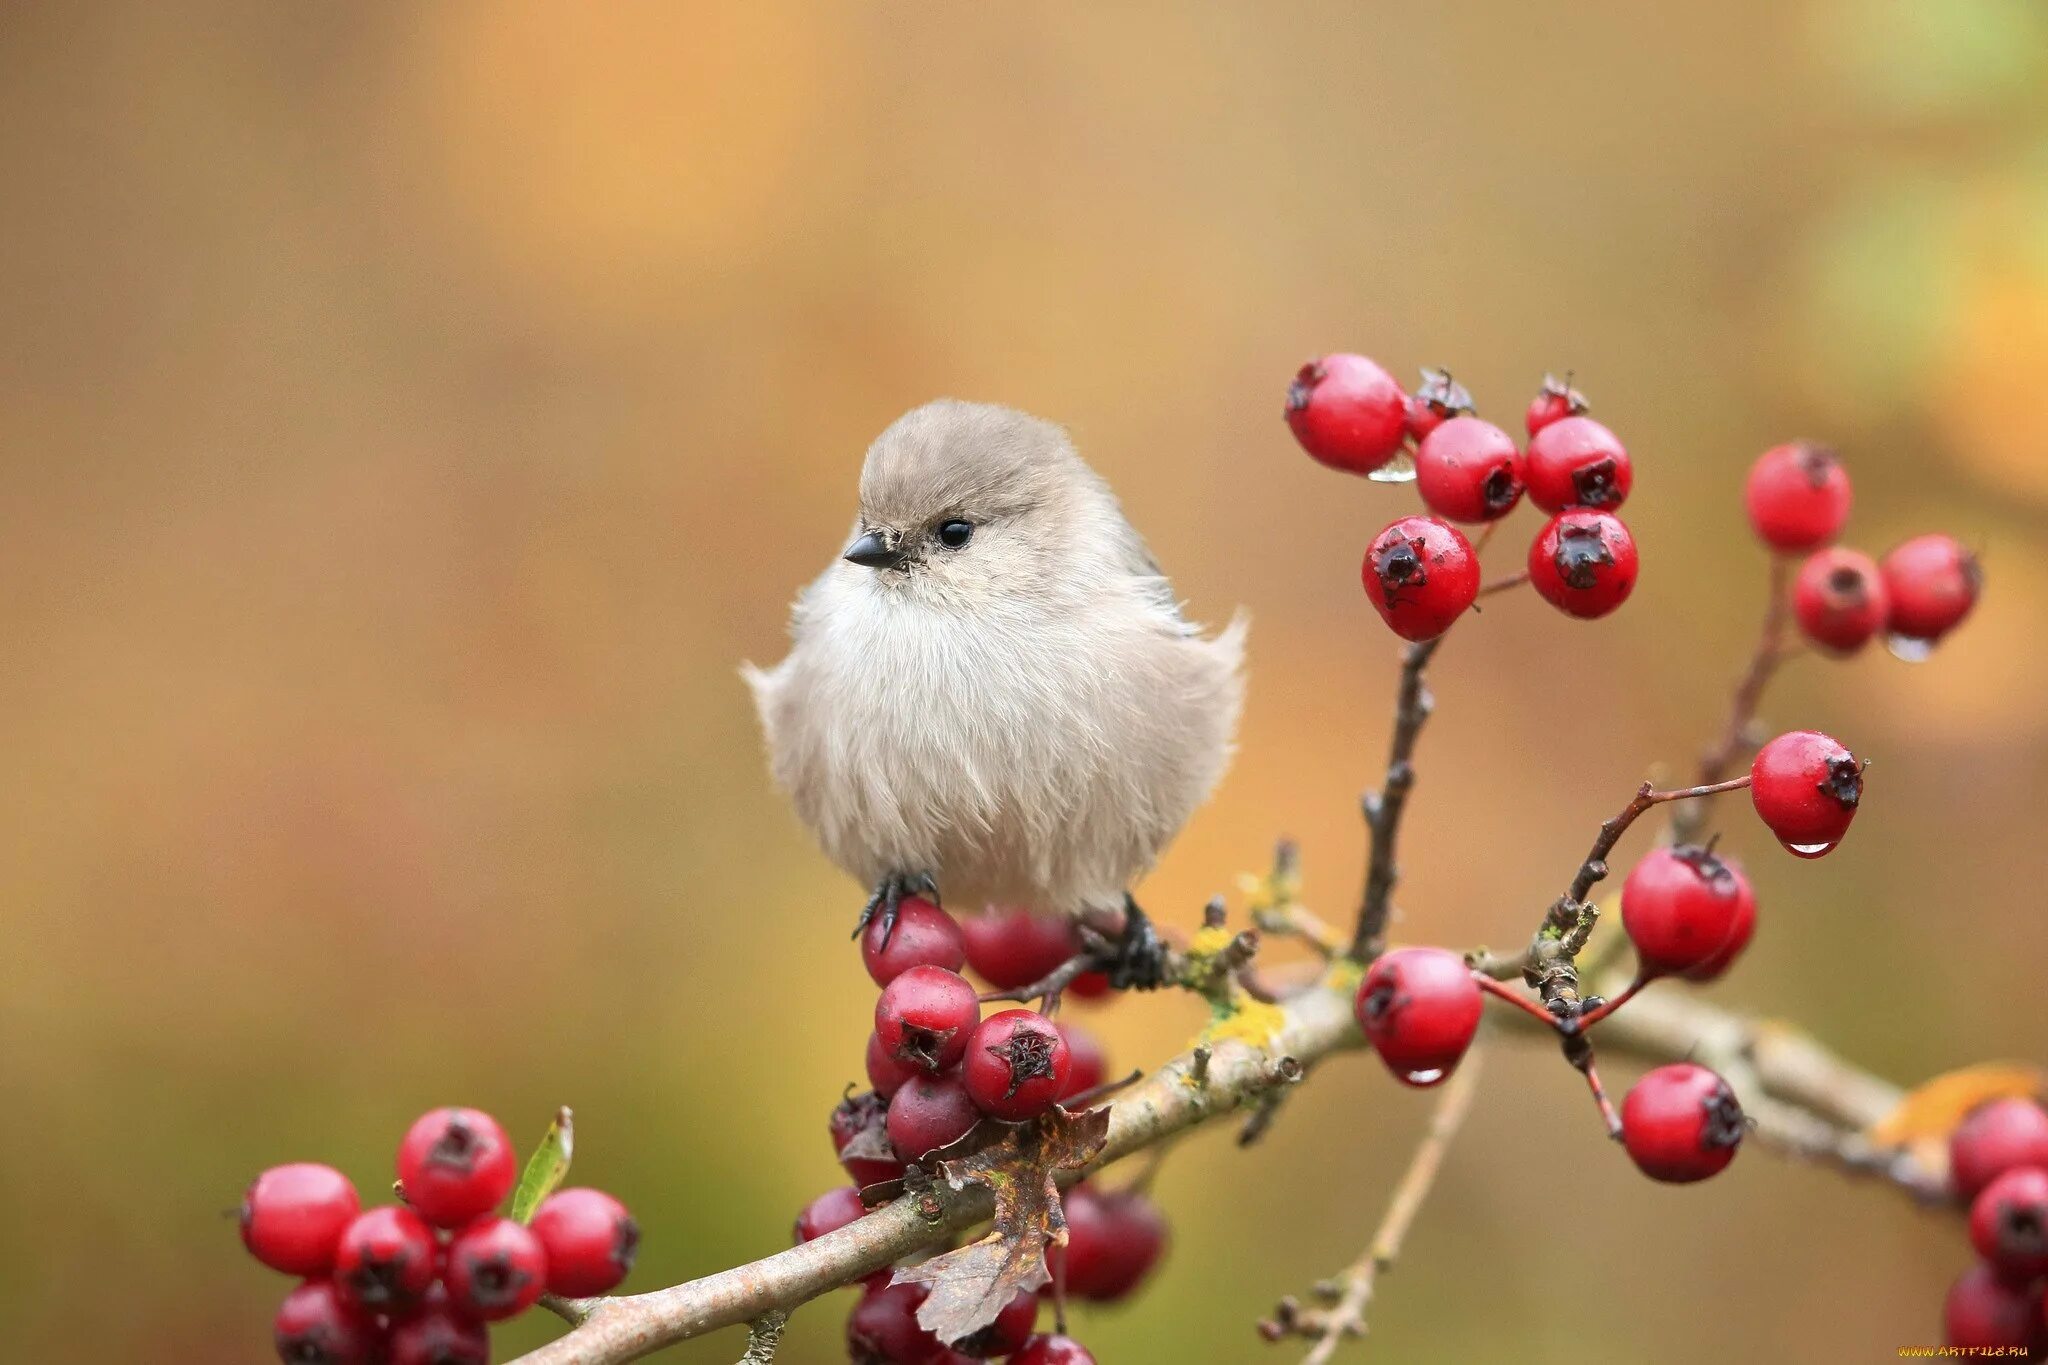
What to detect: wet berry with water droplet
<box><xmin>1621</xmin><ymin>845</ymin><xmax>1756</xmax><ymax>980</ymax></box>
<box><xmin>1952</xmin><ymin>1098</ymin><xmax>2048</xmax><ymax>1201</ymax></box>
<box><xmin>1525</xmin><ymin>415</ymin><xmax>1631</xmax><ymax>512</ymax></box>
<box><xmin>963</xmin><ymin>1009</ymin><xmax>1071</xmax><ymax>1121</ymax></box>
<box><xmin>1620</xmin><ymin>1063</ymin><xmax>1745</xmax><ymax>1183</ymax></box>
<box><xmin>444</xmin><ymin>1216</ymin><xmax>547</xmax><ymax>1322</ymax></box>
<box><xmin>1750</xmin><ymin>729</ymin><xmax>1861</xmax><ymax>857</ymax></box>
<box><xmin>1361</xmin><ymin>517</ymin><xmax>1480</xmax><ymax>643</ymax></box>
<box><xmin>1354</xmin><ymin>947</ymin><xmax>1482</xmax><ymax>1087</ymax></box>
<box><xmin>241</xmin><ymin>1163</ymin><xmax>361</xmax><ymax>1277</ymax></box>
<box><xmin>534</xmin><ymin>1187</ymin><xmax>639</xmax><ymax>1297</ymax></box>
<box><xmin>395</xmin><ymin>1108</ymin><xmax>517</xmax><ymax>1229</ymax></box>
<box><xmin>874</xmin><ymin>966</ymin><xmax>980</xmax><ymax>1075</ymax></box>
<box><xmin>1793</xmin><ymin>547</ymin><xmax>1888</xmax><ymax>654</ymax></box>
<box><xmin>1415</xmin><ymin>417</ymin><xmax>1525</xmax><ymax>523</ymax></box>
<box><xmin>1880</xmin><ymin>534</ymin><xmax>1981</xmax><ymax>648</ymax></box>
<box><xmin>1528</xmin><ymin>510</ymin><xmax>1638</xmax><ymax>619</ymax></box>
<box><xmin>1284</xmin><ymin>354</ymin><xmax>1408</xmax><ymax>476</ymax></box>
<box><xmin>1744</xmin><ymin>442</ymin><xmax>1850</xmax><ymax>552</ymax></box>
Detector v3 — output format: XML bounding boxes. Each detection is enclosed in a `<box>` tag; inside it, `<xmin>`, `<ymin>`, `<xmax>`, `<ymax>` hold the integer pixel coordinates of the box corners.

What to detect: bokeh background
<box><xmin>3</xmin><ymin>3</ymin><xmax>2045</xmax><ymax>1361</ymax></box>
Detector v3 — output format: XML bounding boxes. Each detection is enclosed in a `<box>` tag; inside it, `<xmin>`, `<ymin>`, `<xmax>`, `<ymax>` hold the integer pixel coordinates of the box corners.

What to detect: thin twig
<box><xmin>1677</xmin><ymin>555</ymin><xmax>1792</xmax><ymax>842</ymax></box>
<box><xmin>1477</xmin><ymin>569</ymin><xmax>1530</xmax><ymax>598</ymax></box>
<box><xmin>1353</xmin><ymin>638</ymin><xmax>1445</xmax><ymax>960</ymax></box>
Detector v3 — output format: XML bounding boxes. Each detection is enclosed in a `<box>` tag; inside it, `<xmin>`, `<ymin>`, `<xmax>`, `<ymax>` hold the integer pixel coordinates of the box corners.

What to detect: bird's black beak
<box><xmin>844</xmin><ymin>528</ymin><xmax>906</xmax><ymax>570</ymax></box>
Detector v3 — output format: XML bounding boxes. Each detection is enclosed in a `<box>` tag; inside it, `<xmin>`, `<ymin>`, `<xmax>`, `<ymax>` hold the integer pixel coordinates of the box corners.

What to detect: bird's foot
<box><xmin>854</xmin><ymin>872</ymin><xmax>940</xmax><ymax>951</ymax></box>
<box><xmin>1108</xmin><ymin>896</ymin><xmax>1171</xmax><ymax>991</ymax></box>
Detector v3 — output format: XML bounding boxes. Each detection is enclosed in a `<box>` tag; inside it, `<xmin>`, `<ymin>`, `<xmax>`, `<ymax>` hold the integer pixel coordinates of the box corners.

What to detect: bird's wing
<box><xmin>1109</xmin><ymin>517</ymin><xmax>1202</xmax><ymax>637</ymax></box>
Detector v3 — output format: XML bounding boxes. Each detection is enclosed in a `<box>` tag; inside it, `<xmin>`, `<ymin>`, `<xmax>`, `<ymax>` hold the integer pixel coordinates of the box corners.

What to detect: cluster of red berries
<box><xmin>1286</xmin><ymin>357</ymin><xmax>1641</xmax><ymax>638</ymax></box>
<box><xmin>799</xmin><ymin>901</ymin><xmax>1169</xmax><ymax>1362</ymax></box>
<box><xmin>1944</xmin><ymin>1097</ymin><xmax>2048</xmax><ymax>1352</ymax></box>
<box><xmin>1742</xmin><ymin>441</ymin><xmax>1982</xmax><ymax>658</ymax></box>
<box><xmin>240</xmin><ymin>1107</ymin><xmax>638</xmax><ymax>1364</ymax></box>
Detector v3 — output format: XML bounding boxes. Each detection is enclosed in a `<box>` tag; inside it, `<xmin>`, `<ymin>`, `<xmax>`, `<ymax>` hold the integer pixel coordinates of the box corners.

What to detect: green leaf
<box><xmin>510</xmin><ymin>1106</ymin><xmax>574</xmax><ymax>1224</ymax></box>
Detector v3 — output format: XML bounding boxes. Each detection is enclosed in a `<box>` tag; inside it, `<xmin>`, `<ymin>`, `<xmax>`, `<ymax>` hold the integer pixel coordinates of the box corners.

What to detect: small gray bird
<box><xmin>744</xmin><ymin>399</ymin><xmax>1245</xmax><ymax>977</ymax></box>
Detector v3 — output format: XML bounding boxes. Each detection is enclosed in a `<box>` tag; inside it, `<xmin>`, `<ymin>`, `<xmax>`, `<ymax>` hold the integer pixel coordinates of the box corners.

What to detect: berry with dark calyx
<box><xmin>1361</xmin><ymin>516</ymin><xmax>1481</xmax><ymax>643</ymax></box>
<box><xmin>861</xmin><ymin>895</ymin><xmax>966</xmax><ymax>987</ymax></box>
<box><xmin>533</xmin><ymin>1187</ymin><xmax>639</xmax><ymax>1297</ymax></box>
<box><xmin>386</xmin><ymin>1289</ymin><xmax>489</xmax><ymax>1365</ymax></box>
<box><xmin>1062</xmin><ymin>1183</ymin><xmax>1168</xmax><ymax>1301</ymax></box>
<box><xmin>274</xmin><ymin>1279</ymin><xmax>382</xmax><ymax>1365</ymax></box>
<box><xmin>1750</xmin><ymin>729</ymin><xmax>1862</xmax><ymax>857</ymax></box>
<box><xmin>1880</xmin><ymin>533</ymin><xmax>1982</xmax><ymax>652</ymax></box>
<box><xmin>1524</xmin><ymin>415</ymin><xmax>1631</xmax><ymax>512</ymax></box>
<box><xmin>963</xmin><ymin>1009</ymin><xmax>1072</xmax><ymax>1121</ymax></box>
<box><xmin>951</xmin><ymin>1288</ymin><xmax>1038</xmax><ymax>1357</ymax></box>
<box><xmin>831</xmin><ymin>1088</ymin><xmax>907</xmax><ymax>1187</ymax></box>
<box><xmin>1353</xmin><ymin>946</ymin><xmax>1482</xmax><ymax>1086</ymax></box>
<box><xmin>396</xmin><ymin>1107</ymin><xmax>517</xmax><ymax>1229</ymax></box>
<box><xmin>1057</xmin><ymin>1021</ymin><xmax>1108</xmax><ymax>1101</ymax></box>
<box><xmin>886</xmin><ymin>1073</ymin><xmax>983</xmax><ymax>1160</ymax></box>
<box><xmin>1525</xmin><ymin>373</ymin><xmax>1589</xmax><ymax>436</ymax></box>
<box><xmin>242</xmin><ymin>1163</ymin><xmax>361</xmax><ymax>1276</ymax></box>
<box><xmin>1527</xmin><ymin>510</ymin><xmax>1638</xmax><ymax>619</ymax></box>
<box><xmin>846</xmin><ymin>1282</ymin><xmax>944</xmax><ymax>1365</ymax></box>
<box><xmin>1620</xmin><ymin>845</ymin><xmax>1755</xmax><ymax>980</ymax></box>
<box><xmin>1415</xmin><ymin>416</ymin><xmax>1525</xmax><ymax>523</ymax></box>
<box><xmin>1970</xmin><ymin>1166</ymin><xmax>2048</xmax><ymax>1280</ymax></box>
<box><xmin>444</xmin><ymin>1216</ymin><xmax>547</xmax><ymax>1322</ymax></box>
<box><xmin>1744</xmin><ymin>442</ymin><xmax>1851</xmax><ymax>552</ymax></box>
<box><xmin>1943</xmin><ymin>1261</ymin><xmax>2042</xmax><ymax>1351</ymax></box>
<box><xmin>1793</xmin><ymin>548</ymin><xmax>1889</xmax><ymax>654</ymax></box>
<box><xmin>1284</xmin><ymin>353</ymin><xmax>1408</xmax><ymax>476</ymax></box>
<box><xmin>960</xmin><ymin>910</ymin><xmax>1081</xmax><ymax>991</ymax></box>
<box><xmin>1404</xmin><ymin>367</ymin><xmax>1475</xmax><ymax>443</ymax></box>
<box><xmin>865</xmin><ymin>1030</ymin><xmax>922</xmax><ymax>1100</ymax></box>
<box><xmin>333</xmin><ymin>1205</ymin><xmax>437</xmax><ymax>1312</ymax></box>
<box><xmin>794</xmin><ymin>1185</ymin><xmax>869</xmax><ymax>1245</ymax></box>
<box><xmin>874</xmin><ymin>965</ymin><xmax>981</xmax><ymax>1074</ymax></box>
<box><xmin>1620</xmin><ymin>1063</ymin><xmax>1745</xmax><ymax>1183</ymax></box>
<box><xmin>1014</xmin><ymin>1335</ymin><xmax>1098</xmax><ymax>1365</ymax></box>
<box><xmin>1952</xmin><ymin>1099</ymin><xmax>2048</xmax><ymax>1200</ymax></box>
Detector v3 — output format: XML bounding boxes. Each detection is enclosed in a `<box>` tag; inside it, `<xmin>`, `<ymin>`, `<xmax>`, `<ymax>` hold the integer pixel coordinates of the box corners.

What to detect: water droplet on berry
<box><xmin>1401</xmin><ymin>1068</ymin><xmax>1445</xmax><ymax>1085</ymax></box>
<box><xmin>1368</xmin><ymin>449</ymin><xmax>1418</xmax><ymax>484</ymax></box>
<box><xmin>1884</xmin><ymin>632</ymin><xmax>1935</xmax><ymax>663</ymax></box>
<box><xmin>1785</xmin><ymin>840</ymin><xmax>1836</xmax><ymax>857</ymax></box>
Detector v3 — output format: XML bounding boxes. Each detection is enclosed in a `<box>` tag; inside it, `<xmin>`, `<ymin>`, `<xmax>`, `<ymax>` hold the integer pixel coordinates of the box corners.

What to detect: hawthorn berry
<box><xmin>832</xmin><ymin>1089</ymin><xmax>907</xmax><ymax>1187</ymax></box>
<box><xmin>533</xmin><ymin>1187</ymin><xmax>639</xmax><ymax>1297</ymax></box>
<box><xmin>1744</xmin><ymin>442</ymin><xmax>1850</xmax><ymax>552</ymax></box>
<box><xmin>1793</xmin><ymin>547</ymin><xmax>1889</xmax><ymax>654</ymax></box>
<box><xmin>1620</xmin><ymin>845</ymin><xmax>1755</xmax><ymax>980</ymax></box>
<box><xmin>1415</xmin><ymin>416</ymin><xmax>1525</xmax><ymax>523</ymax></box>
<box><xmin>1971</xmin><ymin>1166</ymin><xmax>2048</xmax><ymax>1280</ymax></box>
<box><xmin>1404</xmin><ymin>367</ymin><xmax>1475</xmax><ymax>444</ymax></box>
<box><xmin>1524</xmin><ymin>373</ymin><xmax>1588</xmax><ymax>436</ymax></box>
<box><xmin>333</xmin><ymin>1205</ymin><xmax>437</xmax><ymax>1312</ymax></box>
<box><xmin>1880</xmin><ymin>533</ymin><xmax>1982</xmax><ymax>651</ymax></box>
<box><xmin>846</xmin><ymin>1282</ymin><xmax>944</xmax><ymax>1365</ymax></box>
<box><xmin>1284</xmin><ymin>353</ymin><xmax>1408</xmax><ymax>476</ymax></box>
<box><xmin>874</xmin><ymin>965</ymin><xmax>980</xmax><ymax>1074</ymax></box>
<box><xmin>1361</xmin><ymin>516</ymin><xmax>1481</xmax><ymax>643</ymax></box>
<box><xmin>1683</xmin><ymin>871</ymin><xmax>1756</xmax><ymax>983</ymax></box>
<box><xmin>386</xmin><ymin>1290</ymin><xmax>489</xmax><ymax>1365</ymax></box>
<box><xmin>1750</xmin><ymin>729</ymin><xmax>1861</xmax><ymax>857</ymax></box>
<box><xmin>396</xmin><ymin>1107</ymin><xmax>516</xmax><ymax>1229</ymax></box>
<box><xmin>886</xmin><ymin>1073</ymin><xmax>983</xmax><ymax>1160</ymax></box>
<box><xmin>963</xmin><ymin>1009</ymin><xmax>1072</xmax><ymax>1122</ymax></box>
<box><xmin>864</xmin><ymin>1030</ymin><xmax>923</xmax><ymax>1100</ymax></box>
<box><xmin>1951</xmin><ymin>1099</ymin><xmax>2048</xmax><ymax>1200</ymax></box>
<box><xmin>951</xmin><ymin>1288</ymin><xmax>1039</xmax><ymax>1357</ymax></box>
<box><xmin>862</xmin><ymin>895</ymin><xmax>967</xmax><ymax>987</ymax></box>
<box><xmin>1014</xmin><ymin>1335</ymin><xmax>1098</xmax><ymax>1365</ymax></box>
<box><xmin>242</xmin><ymin>1162</ymin><xmax>361</xmax><ymax>1277</ymax></box>
<box><xmin>1062</xmin><ymin>1183</ymin><xmax>1168</xmax><ymax>1302</ymax></box>
<box><xmin>1057</xmin><ymin>1021</ymin><xmax>1108</xmax><ymax>1101</ymax></box>
<box><xmin>274</xmin><ymin>1279</ymin><xmax>381</xmax><ymax>1365</ymax></box>
<box><xmin>1524</xmin><ymin>415</ymin><xmax>1631</xmax><ymax>512</ymax></box>
<box><xmin>1527</xmin><ymin>510</ymin><xmax>1638</xmax><ymax>620</ymax></box>
<box><xmin>1620</xmin><ymin>1063</ymin><xmax>1745</xmax><ymax>1183</ymax></box>
<box><xmin>960</xmin><ymin>910</ymin><xmax>1079</xmax><ymax>991</ymax></box>
<box><xmin>1943</xmin><ymin>1262</ymin><xmax>2042</xmax><ymax>1351</ymax></box>
<box><xmin>1354</xmin><ymin>947</ymin><xmax>1482</xmax><ymax>1087</ymax></box>
<box><xmin>795</xmin><ymin>1185</ymin><xmax>869</xmax><ymax>1246</ymax></box>
<box><xmin>444</xmin><ymin>1216</ymin><xmax>547</xmax><ymax>1322</ymax></box>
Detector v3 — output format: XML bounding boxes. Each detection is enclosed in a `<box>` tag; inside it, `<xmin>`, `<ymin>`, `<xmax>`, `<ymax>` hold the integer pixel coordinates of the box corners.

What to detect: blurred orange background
<box><xmin>2</xmin><ymin>3</ymin><xmax>2045</xmax><ymax>1361</ymax></box>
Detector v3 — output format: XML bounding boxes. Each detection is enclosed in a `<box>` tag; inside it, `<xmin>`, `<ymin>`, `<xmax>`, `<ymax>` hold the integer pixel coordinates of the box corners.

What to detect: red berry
<box><xmin>1793</xmin><ymin>548</ymin><xmax>1889</xmax><ymax>654</ymax></box>
<box><xmin>1014</xmin><ymin>1335</ymin><xmax>1098</xmax><ymax>1365</ymax></box>
<box><xmin>794</xmin><ymin>1185</ymin><xmax>869</xmax><ymax>1245</ymax></box>
<box><xmin>887</xmin><ymin>1073</ymin><xmax>983</xmax><ymax>1160</ymax></box>
<box><xmin>333</xmin><ymin>1206</ymin><xmax>438</xmax><ymax>1312</ymax></box>
<box><xmin>1527</xmin><ymin>510</ymin><xmax>1638</xmax><ymax>619</ymax></box>
<box><xmin>533</xmin><ymin>1187</ymin><xmax>639</xmax><ymax>1297</ymax></box>
<box><xmin>1683</xmin><ymin>871</ymin><xmax>1757</xmax><ymax>983</ymax></box>
<box><xmin>1524</xmin><ymin>415</ymin><xmax>1631</xmax><ymax>512</ymax></box>
<box><xmin>1744</xmin><ymin>442</ymin><xmax>1850</xmax><ymax>552</ymax></box>
<box><xmin>1403</xmin><ymin>367</ymin><xmax>1475</xmax><ymax>443</ymax></box>
<box><xmin>1620</xmin><ymin>845</ymin><xmax>1755</xmax><ymax>980</ymax></box>
<box><xmin>951</xmin><ymin>1289</ymin><xmax>1038</xmax><ymax>1358</ymax></box>
<box><xmin>862</xmin><ymin>896</ymin><xmax>967</xmax><ymax>987</ymax></box>
<box><xmin>1284</xmin><ymin>353</ymin><xmax>1408</xmax><ymax>475</ymax></box>
<box><xmin>1880</xmin><ymin>533</ymin><xmax>1982</xmax><ymax>648</ymax></box>
<box><xmin>1620</xmin><ymin>1063</ymin><xmax>1745</xmax><ymax>1183</ymax></box>
<box><xmin>847</xmin><ymin>1283</ymin><xmax>944</xmax><ymax>1365</ymax></box>
<box><xmin>1353</xmin><ymin>947</ymin><xmax>1482</xmax><ymax>1087</ymax></box>
<box><xmin>831</xmin><ymin>1088</ymin><xmax>908</xmax><ymax>1188</ymax></box>
<box><xmin>1066</xmin><ymin>969</ymin><xmax>1113</xmax><ymax>1000</ymax></box>
<box><xmin>960</xmin><ymin>910</ymin><xmax>1081</xmax><ymax>990</ymax></box>
<box><xmin>274</xmin><ymin>1279</ymin><xmax>382</xmax><ymax>1365</ymax></box>
<box><xmin>864</xmin><ymin>1030</ymin><xmax>922</xmax><ymax>1100</ymax></box>
<box><xmin>1062</xmin><ymin>1184</ymin><xmax>1167</xmax><ymax>1302</ymax></box>
<box><xmin>1361</xmin><ymin>516</ymin><xmax>1481</xmax><ymax>643</ymax></box>
<box><xmin>875</xmin><ymin>966</ymin><xmax>981</xmax><ymax>1074</ymax></box>
<box><xmin>1972</xmin><ymin>1167</ymin><xmax>2048</xmax><ymax>1280</ymax></box>
<box><xmin>444</xmin><ymin>1216</ymin><xmax>547</xmax><ymax>1322</ymax></box>
<box><xmin>396</xmin><ymin>1108</ymin><xmax>517</xmax><ymax>1229</ymax></box>
<box><xmin>1056</xmin><ymin>1022</ymin><xmax>1108</xmax><ymax>1101</ymax></box>
<box><xmin>1749</xmin><ymin>729</ymin><xmax>1861</xmax><ymax>857</ymax></box>
<box><xmin>1944</xmin><ymin>1261</ymin><xmax>2042</xmax><ymax>1351</ymax></box>
<box><xmin>1524</xmin><ymin>373</ymin><xmax>1589</xmax><ymax>436</ymax></box>
<box><xmin>1415</xmin><ymin>417</ymin><xmax>1525</xmax><ymax>523</ymax></box>
<box><xmin>242</xmin><ymin>1163</ymin><xmax>361</xmax><ymax>1277</ymax></box>
<box><xmin>1953</xmin><ymin>1099</ymin><xmax>2048</xmax><ymax>1200</ymax></box>
<box><xmin>963</xmin><ymin>1010</ymin><xmax>1072</xmax><ymax>1122</ymax></box>
<box><xmin>387</xmin><ymin>1291</ymin><xmax>489</xmax><ymax>1365</ymax></box>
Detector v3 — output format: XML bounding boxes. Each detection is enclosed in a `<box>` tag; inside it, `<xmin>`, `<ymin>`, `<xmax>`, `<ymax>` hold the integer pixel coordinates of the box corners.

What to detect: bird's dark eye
<box><xmin>937</xmin><ymin>520</ymin><xmax>974</xmax><ymax>549</ymax></box>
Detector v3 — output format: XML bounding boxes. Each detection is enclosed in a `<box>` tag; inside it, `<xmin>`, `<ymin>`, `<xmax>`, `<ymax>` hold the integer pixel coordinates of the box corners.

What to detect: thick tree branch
<box><xmin>1353</xmin><ymin>638</ymin><xmax>1443</xmax><ymax>960</ymax></box>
